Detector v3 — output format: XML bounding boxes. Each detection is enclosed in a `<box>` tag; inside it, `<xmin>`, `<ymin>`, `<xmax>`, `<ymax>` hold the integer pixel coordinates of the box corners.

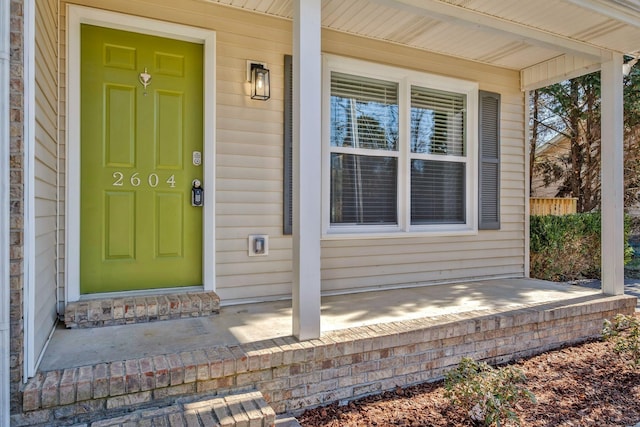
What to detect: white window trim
<box><xmin>322</xmin><ymin>55</ymin><xmax>478</xmax><ymax>239</ymax></box>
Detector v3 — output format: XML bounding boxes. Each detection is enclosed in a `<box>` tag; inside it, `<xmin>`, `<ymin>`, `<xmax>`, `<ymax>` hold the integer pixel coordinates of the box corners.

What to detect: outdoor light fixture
<box><xmin>248</xmin><ymin>62</ymin><xmax>270</xmax><ymax>100</ymax></box>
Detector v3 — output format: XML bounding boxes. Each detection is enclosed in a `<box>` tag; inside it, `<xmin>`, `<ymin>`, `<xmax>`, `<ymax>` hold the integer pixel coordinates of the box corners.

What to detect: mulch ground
<box><xmin>298</xmin><ymin>336</ymin><xmax>640</xmax><ymax>426</ymax></box>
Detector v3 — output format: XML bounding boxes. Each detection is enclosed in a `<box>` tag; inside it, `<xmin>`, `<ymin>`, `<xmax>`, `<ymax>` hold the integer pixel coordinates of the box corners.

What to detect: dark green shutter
<box><xmin>478</xmin><ymin>90</ymin><xmax>501</xmax><ymax>230</ymax></box>
<box><xmin>283</xmin><ymin>55</ymin><xmax>293</xmax><ymax>235</ymax></box>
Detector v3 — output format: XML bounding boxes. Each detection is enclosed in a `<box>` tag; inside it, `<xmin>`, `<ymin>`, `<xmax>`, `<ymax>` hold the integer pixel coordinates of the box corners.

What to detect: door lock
<box><xmin>191</xmin><ymin>179</ymin><xmax>203</xmax><ymax>207</ymax></box>
<box><xmin>192</xmin><ymin>151</ymin><xmax>202</xmax><ymax>166</ymax></box>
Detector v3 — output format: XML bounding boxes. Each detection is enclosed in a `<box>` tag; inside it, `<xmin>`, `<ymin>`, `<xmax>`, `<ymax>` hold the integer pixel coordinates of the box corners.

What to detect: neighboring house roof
<box><xmin>536</xmin><ymin>133</ymin><xmax>571</xmax><ymax>158</ymax></box>
<box><xmin>531</xmin><ymin>133</ymin><xmax>571</xmax><ymax>198</ymax></box>
<box><xmin>531</xmin><ymin>128</ymin><xmax>640</xmax><ymax>213</ymax></box>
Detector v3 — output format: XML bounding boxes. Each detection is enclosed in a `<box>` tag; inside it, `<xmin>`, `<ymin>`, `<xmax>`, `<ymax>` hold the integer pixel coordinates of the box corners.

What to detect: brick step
<box><xmin>15</xmin><ymin>337</ymin><xmax>304</xmax><ymax>426</ymax></box>
<box><xmin>83</xmin><ymin>391</ymin><xmax>275</xmax><ymax>427</ymax></box>
<box><xmin>20</xmin><ymin>338</ymin><xmax>299</xmax><ymax>421</ymax></box>
<box><xmin>64</xmin><ymin>291</ymin><xmax>220</xmax><ymax>328</ymax></box>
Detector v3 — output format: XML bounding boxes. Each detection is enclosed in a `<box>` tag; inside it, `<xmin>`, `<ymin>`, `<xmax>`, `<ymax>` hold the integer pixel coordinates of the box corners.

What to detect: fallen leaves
<box><xmin>298</xmin><ymin>337</ymin><xmax>640</xmax><ymax>426</ymax></box>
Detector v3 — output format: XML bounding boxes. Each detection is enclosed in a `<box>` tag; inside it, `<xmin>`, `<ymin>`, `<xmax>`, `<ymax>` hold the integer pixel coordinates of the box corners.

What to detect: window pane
<box><xmin>411</xmin><ymin>159</ymin><xmax>465</xmax><ymax>224</ymax></box>
<box><xmin>331</xmin><ymin>153</ymin><xmax>397</xmax><ymax>225</ymax></box>
<box><xmin>411</xmin><ymin>86</ymin><xmax>465</xmax><ymax>156</ymax></box>
<box><xmin>331</xmin><ymin>72</ymin><xmax>398</xmax><ymax>151</ymax></box>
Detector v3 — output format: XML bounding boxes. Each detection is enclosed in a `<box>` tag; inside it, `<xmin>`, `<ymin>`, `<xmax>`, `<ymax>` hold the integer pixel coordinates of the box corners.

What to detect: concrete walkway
<box><xmin>626</xmin><ymin>280</ymin><xmax>640</xmax><ymax>305</ymax></box>
<box><xmin>39</xmin><ymin>278</ymin><xmax>603</xmax><ymax>371</ymax></box>
<box><xmin>574</xmin><ymin>278</ymin><xmax>640</xmax><ymax>308</ymax></box>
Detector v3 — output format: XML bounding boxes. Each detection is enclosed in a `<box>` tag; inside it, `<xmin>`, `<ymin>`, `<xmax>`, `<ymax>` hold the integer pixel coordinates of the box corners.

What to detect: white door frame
<box><xmin>66</xmin><ymin>5</ymin><xmax>216</xmax><ymax>302</ymax></box>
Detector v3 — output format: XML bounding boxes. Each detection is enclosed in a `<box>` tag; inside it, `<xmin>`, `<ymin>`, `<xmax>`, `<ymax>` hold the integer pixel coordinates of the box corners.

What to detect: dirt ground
<box><xmin>298</xmin><ymin>336</ymin><xmax>640</xmax><ymax>426</ymax></box>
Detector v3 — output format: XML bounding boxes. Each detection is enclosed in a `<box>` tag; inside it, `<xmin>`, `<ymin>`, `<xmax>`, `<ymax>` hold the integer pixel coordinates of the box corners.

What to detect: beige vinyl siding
<box><xmin>56</xmin><ymin>1</ymin><xmax>525</xmax><ymax>302</ymax></box>
<box><xmin>60</xmin><ymin>1</ymin><xmax>295</xmax><ymax>302</ymax></box>
<box><xmin>34</xmin><ymin>0</ymin><xmax>59</xmax><ymax>360</ymax></box>
<box><xmin>211</xmin><ymin>11</ymin><xmax>292</xmax><ymax>301</ymax></box>
<box><xmin>320</xmin><ymin>31</ymin><xmax>525</xmax><ymax>294</ymax></box>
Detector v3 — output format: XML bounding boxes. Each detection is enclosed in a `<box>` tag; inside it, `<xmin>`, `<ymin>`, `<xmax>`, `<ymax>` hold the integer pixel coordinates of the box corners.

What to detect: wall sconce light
<box><xmin>247</xmin><ymin>61</ymin><xmax>270</xmax><ymax>100</ymax></box>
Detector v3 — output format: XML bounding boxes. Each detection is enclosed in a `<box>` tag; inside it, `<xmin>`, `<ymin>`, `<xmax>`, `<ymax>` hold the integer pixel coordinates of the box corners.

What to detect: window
<box><xmin>323</xmin><ymin>56</ymin><xmax>479</xmax><ymax>236</ymax></box>
<box><xmin>410</xmin><ymin>87</ymin><xmax>466</xmax><ymax>225</ymax></box>
<box><xmin>329</xmin><ymin>72</ymin><xmax>399</xmax><ymax>226</ymax></box>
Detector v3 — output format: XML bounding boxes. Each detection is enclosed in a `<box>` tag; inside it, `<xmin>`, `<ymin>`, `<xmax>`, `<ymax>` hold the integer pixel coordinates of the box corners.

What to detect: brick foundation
<box><xmin>64</xmin><ymin>291</ymin><xmax>221</xmax><ymax>328</ymax></box>
<box><xmin>10</xmin><ymin>294</ymin><xmax>636</xmax><ymax>426</ymax></box>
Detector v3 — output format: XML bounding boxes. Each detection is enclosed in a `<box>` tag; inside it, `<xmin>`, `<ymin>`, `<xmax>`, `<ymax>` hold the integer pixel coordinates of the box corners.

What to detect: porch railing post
<box><xmin>600</xmin><ymin>54</ymin><xmax>625</xmax><ymax>296</ymax></box>
<box><xmin>292</xmin><ymin>0</ymin><xmax>322</xmax><ymax>340</ymax></box>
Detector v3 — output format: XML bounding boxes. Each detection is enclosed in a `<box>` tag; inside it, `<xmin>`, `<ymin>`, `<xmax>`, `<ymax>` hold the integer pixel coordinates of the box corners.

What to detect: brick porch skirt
<box><xmin>64</xmin><ymin>291</ymin><xmax>221</xmax><ymax>329</ymax></box>
<box><xmin>12</xmin><ymin>294</ymin><xmax>636</xmax><ymax>426</ymax></box>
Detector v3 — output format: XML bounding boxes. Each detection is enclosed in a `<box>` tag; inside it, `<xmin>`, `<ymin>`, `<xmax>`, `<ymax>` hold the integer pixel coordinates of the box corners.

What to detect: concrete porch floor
<box><xmin>39</xmin><ymin>278</ymin><xmax>607</xmax><ymax>371</ymax></box>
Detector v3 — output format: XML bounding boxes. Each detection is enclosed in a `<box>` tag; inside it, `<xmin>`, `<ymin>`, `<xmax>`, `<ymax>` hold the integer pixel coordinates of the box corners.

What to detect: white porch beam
<box><xmin>521</xmin><ymin>54</ymin><xmax>601</xmax><ymax>91</ymax></box>
<box><xmin>374</xmin><ymin>0</ymin><xmax>611</xmax><ymax>62</ymax></box>
<box><xmin>601</xmin><ymin>54</ymin><xmax>625</xmax><ymax>295</ymax></box>
<box><xmin>0</xmin><ymin>0</ymin><xmax>11</xmax><ymax>422</ymax></box>
<box><xmin>564</xmin><ymin>0</ymin><xmax>640</xmax><ymax>30</ymax></box>
<box><xmin>292</xmin><ymin>0</ymin><xmax>322</xmax><ymax>340</ymax></box>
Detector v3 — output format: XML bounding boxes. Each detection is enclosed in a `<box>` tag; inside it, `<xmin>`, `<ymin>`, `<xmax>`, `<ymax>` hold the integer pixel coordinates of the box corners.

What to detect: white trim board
<box><xmin>1</xmin><ymin>0</ymin><xmax>12</xmax><ymax>421</ymax></box>
<box><xmin>66</xmin><ymin>5</ymin><xmax>216</xmax><ymax>302</ymax></box>
<box><xmin>23</xmin><ymin>0</ymin><xmax>36</xmax><ymax>380</ymax></box>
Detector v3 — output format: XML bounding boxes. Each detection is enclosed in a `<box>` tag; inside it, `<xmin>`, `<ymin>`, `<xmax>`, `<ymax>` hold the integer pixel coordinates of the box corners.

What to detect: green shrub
<box><xmin>603</xmin><ymin>313</ymin><xmax>640</xmax><ymax>367</ymax></box>
<box><xmin>444</xmin><ymin>357</ymin><xmax>536</xmax><ymax>427</ymax></box>
<box><xmin>529</xmin><ymin>213</ymin><xmax>633</xmax><ymax>281</ymax></box>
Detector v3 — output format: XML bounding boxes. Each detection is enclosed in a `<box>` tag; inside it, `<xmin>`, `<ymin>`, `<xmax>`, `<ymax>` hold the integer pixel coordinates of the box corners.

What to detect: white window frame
<box><xmin>322</xmin><ymin>55</ymin><xmax>478</xmax><ymax>238</ymax></box>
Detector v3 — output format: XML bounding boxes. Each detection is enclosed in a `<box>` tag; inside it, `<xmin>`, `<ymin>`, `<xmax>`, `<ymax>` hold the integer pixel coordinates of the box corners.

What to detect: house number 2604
<box><xmin>112</xmin><ymin>172</ymin><xmax>176</xmax><ymax>188</ymax></box>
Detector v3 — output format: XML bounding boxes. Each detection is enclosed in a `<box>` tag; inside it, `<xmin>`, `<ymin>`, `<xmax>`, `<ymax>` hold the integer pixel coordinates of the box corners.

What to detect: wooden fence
<box><xmin>530</xmin><ymin>197</ymin><xmax>578</xmax><ymax>216</ymax></box>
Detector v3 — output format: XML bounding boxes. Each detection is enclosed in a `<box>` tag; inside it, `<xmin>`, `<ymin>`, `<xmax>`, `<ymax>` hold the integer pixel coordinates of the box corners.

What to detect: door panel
<box><xmin>156</xmin><ymin>192</ymin><xmax>184</xmax><ymax>257</ymax></box>
<box><xmin>80</xmin><ymin>24</ymin><xmax>203</xmax><ymax>294</ymax></box>
<box><xmin>105</xmin><ymin>84</ymin><xmax>136</xmax><ymax>167</ymax></box>
<box><xmin>104</xmin><ymin>191</ymin><xmax>135</xmax><ymax>260</ymax></box>
<box><xmin>156</xmin><ymin>91</ymin><xmax>184</xmax><ymax>168</ymax></box>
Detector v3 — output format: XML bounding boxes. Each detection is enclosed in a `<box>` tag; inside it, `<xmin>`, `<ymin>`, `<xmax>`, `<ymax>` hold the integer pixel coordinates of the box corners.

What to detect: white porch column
<box><xmin>600</xmin><ymin>54</ymin><xmax>625</xmax><ymax>295</ymax></box>
<box><xmin>0</xmin><ymin>0</ymin><xmax>11</xmax><ymax>422</ymax></box>
<box><xmin>292</xmin><ymin>0</ymin><xmax>322</xmax><ymax>340</ymax></box>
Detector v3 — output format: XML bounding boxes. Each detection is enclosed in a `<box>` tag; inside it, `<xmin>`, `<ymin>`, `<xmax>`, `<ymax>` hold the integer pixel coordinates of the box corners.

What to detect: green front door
<box><xmin>80</xmin><ymin>24</ymin><xmax>203</xmax><ymax>294</ymax></box>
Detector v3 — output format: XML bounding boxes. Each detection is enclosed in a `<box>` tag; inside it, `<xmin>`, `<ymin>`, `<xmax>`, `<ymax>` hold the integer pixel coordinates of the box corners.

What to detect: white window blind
<box><xmin>323</xmin><ymin>56</ymin><xmax>480</xmax><ymax>235</ymax></box>
<box><xmin>330</xmin><ymin>154</ymin><xmax>397</xmax><ymax>225</ymax></box>
<box><xmin>330</xmin><ymin>72</ymin><xmax>398</xmax><ymax>151</ymax></box>
<box><xmin>330</xmin><ymin>72</ymin><xmax>399</xmax><ymax>225</ymax></box>
<box><xmin>411</xmin><ymin>160</ymin><xmax>465</xmax><ymax>224</ymax></box>
<box><xmin>411</xmin><ymin>86</ymin><xmax>465</xmax><ymax>156</ymax></box>
<box><xmin>410</xmin><ymin>86</ymin><xmax>467</xmax><ymax>225</ymax></box>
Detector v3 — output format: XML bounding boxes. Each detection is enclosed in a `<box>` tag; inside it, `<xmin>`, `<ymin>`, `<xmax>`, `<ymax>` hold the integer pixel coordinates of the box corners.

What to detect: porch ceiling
<box><xmin>206</xmin><ymin>0</ymin><xmax>640</xmax><ymax>71</ymax></box>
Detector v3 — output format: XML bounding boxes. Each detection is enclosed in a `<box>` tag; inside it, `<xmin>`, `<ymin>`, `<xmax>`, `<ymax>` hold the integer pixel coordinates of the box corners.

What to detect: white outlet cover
<box><xmin>248</xmin><ymin>234</ymin><xmax>269</xmax><ymax>256</ymax></box>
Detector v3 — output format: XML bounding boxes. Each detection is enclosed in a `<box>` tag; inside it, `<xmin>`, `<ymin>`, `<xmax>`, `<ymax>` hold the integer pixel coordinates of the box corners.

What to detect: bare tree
<box><xmin>530</xmin><ymin>68</ymin><xmax>640</xmax><ymax>213</ymax></box>
<box><xmin>529</xmin><ymin>89</ymin><xmax>539</xmax><ymax>197</ymax></box>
